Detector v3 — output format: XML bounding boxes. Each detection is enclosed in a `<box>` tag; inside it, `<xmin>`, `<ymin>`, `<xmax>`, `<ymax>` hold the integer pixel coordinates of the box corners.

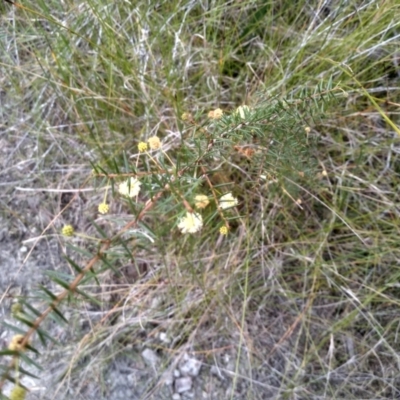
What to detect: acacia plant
<box><xmin>0</xmin><ymin>86</ymin><xmax>339</xmax><ymax>397</ymax></box>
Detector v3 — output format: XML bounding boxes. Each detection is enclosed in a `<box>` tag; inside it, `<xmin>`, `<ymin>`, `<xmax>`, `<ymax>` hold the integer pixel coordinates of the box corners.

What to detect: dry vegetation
<box><xmin>0</xmin><ymin>1</ymin><xmax>400</xmax><ymax>399</ymax></box>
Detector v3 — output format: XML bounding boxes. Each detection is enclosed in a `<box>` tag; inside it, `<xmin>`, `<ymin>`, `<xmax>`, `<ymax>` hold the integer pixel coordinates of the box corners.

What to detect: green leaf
<box><xmin>45</xmin><ymin>272</ymin><xmax>73</xmax><ymax>291</ymax></box>
<box><xmin>14</xmin><ymin>315</ymin><xmax>35</xmax><ymax>329</ymax></box>
<box><xmin>19</xmin><ymin>352</ymin><xmax>43</xmax><ymax>370</ymax></box>
<box><xmin>19</xmin><ymin>301</ymin><xmax>41</xmax><ymax>317</ymax></box>
<box><xmin>98</xmin><ymin>254</ymin><xmax>119</xmax><ymax>275</ymax></box>
<box><xmin>66</xmin><ymin>242</ymin><xmax>93</xmax><ymax>258</ymax></box>
<box><xmin>95</xmin><ymin>164</ymin><xmax>109</xmax><ymax>176</ymax></box>
<box><xmin>35</xmin><ymin>326</ymin><xmax>60</xmax><ymax>346</ymax></box>
<box><xmin>75</xmin><ymin>288</ymin><xmax>102</xmax><ymax>306</ymax></box>
<box><xmin>122</xmin><ymin>151</ymin><xmax>129</xmax><ymax>172</ymax></box>
<box><xmin>25</xmin><ymin>343</ymin><xmax>39</xmax><ymax>355</ymax></box>
<box><xmin>64</xmin><ymin>255</ymin><xmax>83</xmax><ymax>274</ymax></box>
<box><xmin>45</xmin><ymin>270</ymin><xmax>74</xmax><ymax>284</ymax></box>
<box><xmin>89</xmin><ymin>218</ymin><xmax>108</xmax><ymax>238</ymax></box>
<box><xmin>17</xmin><ymin>365</ymin><xmax>39</xmax><ymax>379</ymax></box>
<box><xmin>39</xmin><ymin>285</ymin><xmax>58</xmax><ymax>301</ymax></box>
<box><xmin>85</xmin><ymin>267</ymin><xmax>100</xmax><ymax>287</ymax></box>
<box><xmin>50</xmin><ymin>306</ymin><xmax>69</xmax><ymax>324</ymax></box>
<box><xmin>0</xmin><ymin>322</ymin><xmax>26</xmax><ymax>335</ymax></box>
<box><xmin>0</xmin><ymin>350</ymin><xmax>19</xmax><ymax>357</ymax></box>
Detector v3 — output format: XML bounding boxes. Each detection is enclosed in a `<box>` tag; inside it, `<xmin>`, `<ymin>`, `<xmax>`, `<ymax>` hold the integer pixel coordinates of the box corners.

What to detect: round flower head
<box><xmin>62</xmin><ymin>225</ymin><xmax>74</xmax><ymax>237</ymax></box>
<box><xmin>208</xmin><ymin>108</ymin><xmax>223</xmax><ymax>120</ymax></box>
<box><xmin>194</xmin><ymin>194</ymin><xmax>209</xmax><ymax>209</ymax></box>
<box><xmin>138</xmin><ymin>142</ymin><xmax>148</xmax><ymax>152</ymax></box>
<box><xmin>219</xmin><ymin>192</ymin><xmax>238</xmax><ymax>209</ymax></box>
<box><xmin>8</xmin><ymin>334</ymin><xmax>27</xmax><ymax>352</ymax></box>
<box><xmin>148</xmin><ymin>136</ymin><xmax>161</xmax><ymax>150</ymax></box>
<box><xmin>118</xmin><ymin>177</ymin><xmax>141</xmax><ymax>198</ymax></box>
<box><xmin>11</xmin><ymin>303</ymin><xmax>23</xmax><ymax>317</ymax></box>
<box><xmin>181</xmin><ymin>112</ymin><xmax>193</xmax><ymax>121</ymax></box>
<box><xmin>178</xmin><ymin>212</ymin><xmax>203</xmax><ymax>234</ymax></box>
<box><xmin>219</xmin><ymin>226</ymin><xmax>228</xmax><ymax>235</ymax></box>
<box><xmin>98</xmin><ymin>203</ymin><xmax>109</xmax><ymax>214</ymax></box>
<box><xmin>9</xmin><ymin>385</ymin><xmax>27</xmax><ymax>400</ymax></box>
<box><xmin>235</xmin><ymin>105</ymin><xmax>251</xmax><ymax>119</ymax></box>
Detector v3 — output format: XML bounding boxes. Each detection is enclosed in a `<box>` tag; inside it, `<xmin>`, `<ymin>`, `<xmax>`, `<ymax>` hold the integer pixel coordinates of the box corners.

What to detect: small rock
<box><xmin>159</xmin><ymin>332</ymin><xmax>170</xmax><ymax>344</ymax></box>
<box><xmin>172</xmin><ymin>394</ymin><xmax>181</xmax><ymax>400</ymax></box>
<box><xmin>174</xmin><ymin>369</ymin><xmax>181</xmax><ymax>378</ymax></box>
<box><xmin>175</xmin><ymin>377</ymin><xmax>192</xmax><ymax>393</ymax></box>
<box><xmin>179</xmin><ymin>354</ymin><xmax>201</xmax><ymax>377</ymax></box>
<box><xmin>141</xmin><ymin>348</ymin><xmax>159</xmax><ymax>367</ymax></box>
<box><xmin>161</xmin><ymin>370</ymin><xmax>174</xmax><ymax>386</ymax></box>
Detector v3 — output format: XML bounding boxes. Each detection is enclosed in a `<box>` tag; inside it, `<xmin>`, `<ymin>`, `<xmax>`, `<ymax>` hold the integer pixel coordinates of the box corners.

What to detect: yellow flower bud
<box><xmin>10</xmin><ymin>385</ymin><xmax>27</xmax><ymax>400</ymax></box>
<box><xmin>11</xmin><ymin>303</ymin><xmax>23</xmax><ymax>317</ymax></box>
<box><xmin>181</xmin><ymin>112</ymin><xmax>192</xmax><ymax>121</ymax></box>
<box><xmin>8</xmin><ymin>334</ymin><xmax>28</xmax><ymax>352</ymax></box>
<box><xmin>219</xmin><ymin>226</ymin><xmax>228</xmax><ymax>235</ymax></box>
<box><xmin>61</xmin><ymin>225</ymin><xmax>74</xmax><ymax>237</ymax></box>
<box><xmin>98</xmin><ymin>203</ymin><xmax>109</xmax><ymax>214</ymax></box>
<box><xmin>138</xmin><ymin>142</ymin><xmax>148</xmax><ymax>152</ymax></box>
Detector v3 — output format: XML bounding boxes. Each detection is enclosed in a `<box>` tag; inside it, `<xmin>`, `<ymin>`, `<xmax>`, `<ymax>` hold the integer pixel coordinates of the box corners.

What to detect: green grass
<box><xmin>1</xmin><ymin>0</ymin><xmax>400</xmax><ymax>399</ymax></box>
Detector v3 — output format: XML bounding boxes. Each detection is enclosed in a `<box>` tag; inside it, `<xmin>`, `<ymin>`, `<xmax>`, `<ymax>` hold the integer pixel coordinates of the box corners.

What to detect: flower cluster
<box><xmin>9</xmin><ymin>385</ymin><xmax>26</xmax><ymax>400</ymax></box>
<box><xmin>118</xmin><ymin>177</ymin><xmax>141</xmax><ymax>198</ymax></box>
<box><xmin>98</xmin><ymin>203</ymin><xmax>109</xmax><ymax>214</ymax></box>
<box><xmin>219</xmin><ymin>226</ymin><xmax>229</xmax><ymax>235</ymax></box>
<box><xmin>138</xmin><ymin>142</ymin><xmax>148</xmax><ymax>152</ymax></box>
<box><xmin>178</xmin><ymin>212</ymin><xmax>203</xmax><ymax>234</ymax></box>
<box><xmin>235</xmin><ymin>105</ymin><xmax>251</xmax><ymax>119</ymax></box>
<box><xmin>194</xmin><ymin>194</ymin><xmax>209</xmax><ymax>209</ymax></box>
<box><xmin>62</xmin><ymin>225</ymin><xmax>74</xmax><ymax>237</ymax></box>
<box><xmin>208</xmin><ymin>108</ymin><xmax>223</xmax><ymax>120</ymax></box>
<box><xmin>8</xmin><ymin>334</ymin><xmax>28</xmax><ymax>352</ymax></box>
<box><xmin>91</xmin><ymin>112</ymin><xmax>243</xmax><ymax>237</ymax></box>
<box><xmin>177</xmin><ymin>192</ymin><xmax>238</xmax><ymax>234</ymax></box>
<box><xmin>219</xmin><ymin>192</ymin><xmax>238</xmax><ymax>209</ymax></box>
<box><xmin>148</xmin><ymin>136</ymin><xmax>161</xmax><ymax>150</ymax></box>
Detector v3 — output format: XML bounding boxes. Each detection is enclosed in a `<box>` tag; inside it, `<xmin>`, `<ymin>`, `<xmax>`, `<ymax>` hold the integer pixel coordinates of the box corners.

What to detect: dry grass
<box><xmin>1</xmin><ymin>1</ymin><xmax>400</xmax><ymax>399</ymax></box>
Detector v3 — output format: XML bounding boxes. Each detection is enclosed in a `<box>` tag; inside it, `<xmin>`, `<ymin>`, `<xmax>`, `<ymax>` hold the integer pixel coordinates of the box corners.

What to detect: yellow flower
<box><xmin>118</xmin><ymin>177</ymin><xmax>141</xmax><ymax>198</ymax></box>
<box><xmin>219</xmin><ymin>226</ymin><xmax>228</xmax><ymax>235</ymax></box>
<box><xmin>181</xmin><ymin>112</ymin><xmax>192</xmax><ymax>121</ymax></box>
<box><xmin>138</xmin><ymin>142</ymin><xmax>148</xmax><ymax>152</ymax></box>
<box><xmin>61</xmin><ymin>225</ymin><xmax>74</xmax><ymax>237</ymax></box>
<box><xmin>219</xmin><ymin>192</ymin><xmax>238</xmax><ymax>209</ymax></box>
<box><xmin>148</xmin><ymin>136</ymin><xmax>161</xmax><ymax>150</ymax></box>
<box><xmin>9</xmin><ymin>385</ymin><xmax>27</xmax><ymax>400</ymax></box>
<box><xmin>98</xmin><ymin>203</ymin><xmax>109</xmax><ymax>214</ymax></box>
<box><xmin>178</xmin><ymin>212</ymin><xmax>203</xmax><ymax>234</ymax></box>
<box><xmin>234</xmin><ymin>105</ymin><xmax>251</xmax><ymax>119</ymax></box>
<box><xmin>11</xmin><ymin>303</ymin><xmax>23</xmax><ymax>317</ymax></box>
<box><xmin>208</xmin><ymin>108</ymin><xmax>223</xmax><ymax>120</ymax></box>
<box><xmin>194</xmin><ymin>194</ymin><xmax>209</xmax><ymax>209</ymax></box>
<box><xmin>8</xmin><ymin>334</ymin><xmax>27</xmax><ymax>352</ymax></box>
